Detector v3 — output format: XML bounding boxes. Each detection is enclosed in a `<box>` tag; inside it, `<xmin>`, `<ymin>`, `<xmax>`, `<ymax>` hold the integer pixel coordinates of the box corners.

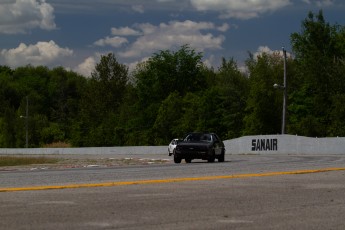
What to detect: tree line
<box><xmin>1</xmin><ymin>11</ymin><xmax>345</xmax><ymax>148</ymax></box>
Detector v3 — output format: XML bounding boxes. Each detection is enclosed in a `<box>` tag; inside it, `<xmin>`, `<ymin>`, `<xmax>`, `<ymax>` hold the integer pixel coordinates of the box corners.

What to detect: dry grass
<box><xmin>42</xmin><ymin>142</ymin><xmax>71</xmax><ymax>148</ymax></box>
<box><xmin>0</xmin><ymin>155</ymin><xmax>171</xmax><ymax>170</ymax></box>
<box><xmin>0</xmin><ymin>156</ymin><xmax>59</xmax><ymax>167</ymax></box>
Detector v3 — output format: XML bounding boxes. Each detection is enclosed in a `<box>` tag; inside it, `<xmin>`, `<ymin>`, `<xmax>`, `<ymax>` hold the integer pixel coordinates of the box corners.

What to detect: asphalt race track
<box><xmin>1</xmin><ymin>154</ymin><xmax>345</xmax><ymax>229</ymax></box>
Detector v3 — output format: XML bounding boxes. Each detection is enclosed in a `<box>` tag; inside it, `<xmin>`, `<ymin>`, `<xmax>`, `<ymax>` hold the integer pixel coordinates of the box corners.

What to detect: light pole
<box><xmin>274</xmin><ymin>48</ymin><xmax>287</xmax><ymax>134</ymax></box>
<box><xmin>20</xmin><ymin>96</ymin><xmax>29</xmax><ymax>148</ymax></box>
<box><xmin>282</xmin><ymin>48</ymin><xmax>287</xmax><ymax>134</ymax></box>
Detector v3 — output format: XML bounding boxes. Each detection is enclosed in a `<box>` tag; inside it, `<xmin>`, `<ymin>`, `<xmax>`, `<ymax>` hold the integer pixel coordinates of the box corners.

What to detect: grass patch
<box><xmin>42</xmin><ymin>141</ymin><xmax>71</xmax><ymax>148</ymax></box>
<box><xmin>0</xmin><ymin>156</ymin><xmax>59</xmax><ymax>167</ymax></box>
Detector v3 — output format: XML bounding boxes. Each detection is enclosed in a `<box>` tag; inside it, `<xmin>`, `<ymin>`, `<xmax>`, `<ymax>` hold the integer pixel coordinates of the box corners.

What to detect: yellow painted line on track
<box><xmin>1</xmin><ymin>167</ymin><xmax>345</xmax><ymax>193</ymax></box>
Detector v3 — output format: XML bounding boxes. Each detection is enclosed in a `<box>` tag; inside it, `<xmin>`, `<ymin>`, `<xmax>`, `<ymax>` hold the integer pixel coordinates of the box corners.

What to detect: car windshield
<box><xmin>184</xmin><ymin>133</ymin><xmax>212</xmax><ymax>142</ymax></box>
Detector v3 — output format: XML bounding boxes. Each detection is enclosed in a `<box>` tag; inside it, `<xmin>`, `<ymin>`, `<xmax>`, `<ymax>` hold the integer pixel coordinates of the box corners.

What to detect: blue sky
<box><xmin>0</xmin><ymin>0</ymin><xmax>344</xmax><ymax>77</ymax></box>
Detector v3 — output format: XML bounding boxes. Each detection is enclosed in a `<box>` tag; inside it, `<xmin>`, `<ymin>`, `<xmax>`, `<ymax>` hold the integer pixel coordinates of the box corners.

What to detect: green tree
<box><xmin>132</xmin><ymin>45</ymin><xmax>207</xmax><ymax>144</ymax></box>
<box><xmin>290</xmin><ymin>10</ymin><xmax>345</xmax><ymax>136</ymax></box>
<box><xmin>48</xmin><ymin>67</ymin><xmax>86</xmax><ymax>142</ymax></box>
<box><xmin>0</xmin><ymin>107</ymin><xmax>17</xmax><ymax>147</ymax></box>
<box><xmin>152</xmin><ymin>92</ymin><xmax>183</xmax><ymax>144</ymax></box>
<box><xmin>0</xmin><ymin>65</ymin><xmax>89</xmax><ymax>147</ymax></box>
<box><xmin>72</xmin><ymin>53</ymin><xmax>129</xmax><ymax>146</ymax></box>
<box><xmin>243</xmin><ymin>52</ymin><xmax>285</xmax><ymax>135</ymax></box>
<box><xmin>40</xmin><ymin>122</ymin><xmax>65</xmax><ymax>145</ymax></box>
<box><xmin>216</xmin><ymin>58</ymin><xmax>249</xmax><ymax>139</ymax></box>
<box><xmin>135</xmin><ymin>45</ymin><xmax>205</xmax><ymax>103</ymax></box>
<box><xmin>173</xmin><ymin>92</ymin><xmax>203</xmax><ymax>137</ymax></box>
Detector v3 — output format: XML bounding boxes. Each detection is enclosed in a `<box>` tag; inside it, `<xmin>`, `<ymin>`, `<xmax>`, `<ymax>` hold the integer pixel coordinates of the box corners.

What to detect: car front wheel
<box><xmin>208</xmin><ymin>150</ymin><xmax>215</xmax><ymax>163</ymax></box>
<box><xmin>218</xmin><ymin>151</ymin><xmax>225</xmax><ymax>162</ymax></box>
<box><xmin>174</xmin><ymin>154</ymin><xmax>181</xmax><ymax>163</ymax></box>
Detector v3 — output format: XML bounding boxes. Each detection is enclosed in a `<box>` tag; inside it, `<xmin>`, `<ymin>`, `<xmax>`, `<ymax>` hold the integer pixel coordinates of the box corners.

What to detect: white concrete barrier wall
<box><xmin>1</xmin><ymin>135</ymin><xmax>345</xmax><ymax>155</ymax></box>
<box><xmin>0</xmin><ymin>146</ymin><xmax>168</xmax><ymax>155</ymax></box>
<box><xmin>224</xmin><ymin>134</ymin><xmax>345</xmax><ymax>155</ymax></box>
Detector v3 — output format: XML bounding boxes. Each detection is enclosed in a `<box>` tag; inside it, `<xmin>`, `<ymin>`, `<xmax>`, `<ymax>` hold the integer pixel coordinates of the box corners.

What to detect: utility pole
<box><xmin>20</xmin><ymin>96</ymin><xmax>29</xmax><ymax>148</ymax></box>
<box><xmin>282</xmin><ymin>48</ymin><xmax>287</xmax><ymax>134</ymax></box>
<box><xmin>25</xmin><ymin>96</ymin><xmax>28</xmax><ymax>148</ymax></box>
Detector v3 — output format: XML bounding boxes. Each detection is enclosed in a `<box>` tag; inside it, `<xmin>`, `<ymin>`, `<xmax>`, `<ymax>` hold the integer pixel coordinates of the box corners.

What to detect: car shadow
<box><xmin>185</xmin><ymin>160</ymin><xmax>232</xmax><ymax>164</ymax></box>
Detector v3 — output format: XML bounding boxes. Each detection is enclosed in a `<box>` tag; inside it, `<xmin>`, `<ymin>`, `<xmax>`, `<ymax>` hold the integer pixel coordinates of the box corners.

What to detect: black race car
<box><xmin>173</xmin><ymin>132</ymin><xmax>225</xmax><ymax>163</ymax></box>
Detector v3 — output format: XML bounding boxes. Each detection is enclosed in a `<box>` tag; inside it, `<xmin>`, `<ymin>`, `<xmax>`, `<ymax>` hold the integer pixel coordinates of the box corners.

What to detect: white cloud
<box><xmin>73</xmin><ymin>52</ymin><xmax>146</xmax><ymax>78</ymax></box>
<box><xmin>203</xmin><ymin>54</ymin><xmax>216</xmax><ymax>68</ymax></box>
<box><xmin>132</xmin><ymin>4</ymin><xmax>144</xmax><ymax>13</ymax></box>
<box><xmin>94</xmin><ymin>36</ymin><xmax>128</xmax><ymax>48</ymax></box>
<box><xmin>82</xmin><ymin>11</ymin><xmax>231</xmax><ymax>77</ymax></box>
<box><xmin>254</xmin><ymin>46</ymin><xmax>292</xmax><ymax>59</ymax></box>
<box><xmin>94</xmin><ymin>27</ymin><xmax>141</xmax><ymax>48</ymax></box>
<box><xmin>189</xmin><ymin>0</ymin><xmax>291</xmax><ymax>19</ymax></box>
<box><xmin>1</xmin><ymin>40</ymin><xmax>73</xmax><ymax>67</ymax></box>
<box><xmin>75</xmin><ymin>52</ymin><xmax>133</xmax><ymax>78</ymax></box>
<box><xmin>111</xmin><ymin>27</ymin><xmax>141</xmax><ymax>36</ymax></box>
<box><xmin>74</xmin><ymin>56</ymin><xmax>97</xmax><ymax>77</ymax></box>
<box><xmin>316</xmin><ymin>0</ymin><xmax>334</xmax><ymax>7</ymax></box>
<box><xmin>135</xmin><ymin>23</ymin><xmax>157</xmax><ymax>35</ymax></box>
<box><xmin>217</xmin><ymin>23</ymin><xmax>230</xmax><ymax>32</ymax></box>
<box><xmin>301</xmin><ymin>0</ymin><xmax>334</xmax><ymax>7</ymax></box>
<box><xmin>126</xmin><ymin>56</ymin><xmax>150</xmax><ymax>73</ymax></box>
<box><xmin>255</xmin><ymin>46</ymin><xmax>275</xmax><ymax>56</ymax></box>
<box><xmin>111</xmin><ymin>20</ymin><xmax>226</xmax><ymax>59</ymax></box>
<box><xmin>0</xmin><ymin>0</ymin><xmax>56</xmax><ymax>34</ymax></box>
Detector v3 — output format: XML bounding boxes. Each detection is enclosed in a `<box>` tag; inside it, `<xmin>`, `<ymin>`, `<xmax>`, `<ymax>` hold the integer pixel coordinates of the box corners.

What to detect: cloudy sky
<box><xmin>0</xmin><ymin>0</ymin><xmax>344</xmax><ymax>77</ymax></box>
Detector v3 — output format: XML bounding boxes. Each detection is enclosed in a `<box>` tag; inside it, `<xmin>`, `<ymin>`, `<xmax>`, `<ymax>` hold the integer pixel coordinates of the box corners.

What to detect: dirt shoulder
<box><xmin>0</xmin><ymin>154</ymin><xmax>172</xmax><ymax>171</ymax></box>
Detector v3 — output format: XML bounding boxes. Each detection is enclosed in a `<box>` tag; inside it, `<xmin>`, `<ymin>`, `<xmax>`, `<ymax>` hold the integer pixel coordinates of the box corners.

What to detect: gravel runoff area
<box><xmin>0</xmin><ymin>154</ymin><xmax>173</xmax><ymax>171</ymax></box>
